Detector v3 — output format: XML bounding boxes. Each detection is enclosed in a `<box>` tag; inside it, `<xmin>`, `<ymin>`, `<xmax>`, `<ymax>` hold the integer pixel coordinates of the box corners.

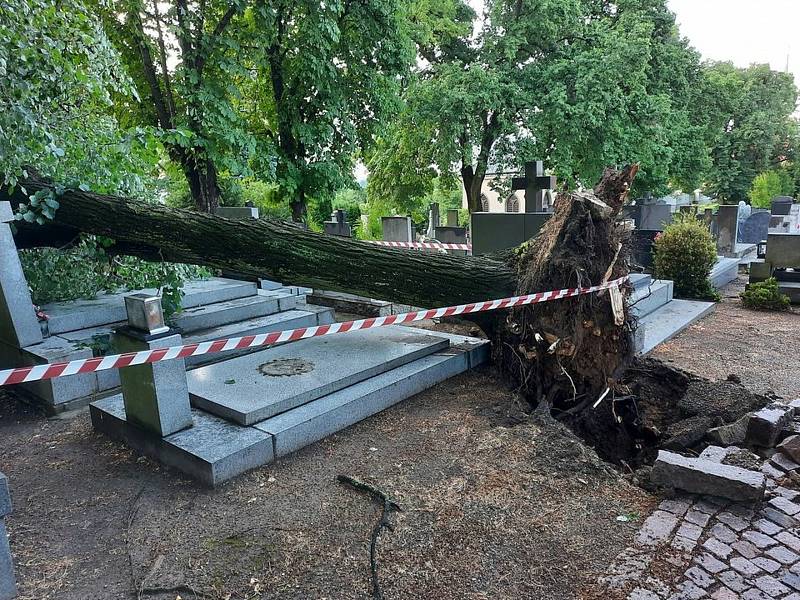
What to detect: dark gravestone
<box><xmin>772</xmin><ymin>197</ymin><xmax>794</xmax><ymax>216</ymax></box>
<box><xmin>621</xmin><ymin>204</ymin><xmax>642</xmax><ymax>228</ymax></box>
<box><xmin>630</xmin><ymin>229</ymin><xmax>661</xmax><ymax>271</ymax></box>
<box><xmin>738</xmin><ymin>211</ymin><xmax>771</xmax><ymax>244</ymax></box>
<box><xmin>324</xmin><ymin>209</ymin><xmax>352</xmax><ymax>238</ymax></box>
<box><xmin>470</xmin><ymin>212</ymin><xmax>552</xmax><ymax>255</ymax></box>
<box><xmin>512</xmin><ymin>161</ymin><xmax>556</xmax><ymax>212</ymax></box>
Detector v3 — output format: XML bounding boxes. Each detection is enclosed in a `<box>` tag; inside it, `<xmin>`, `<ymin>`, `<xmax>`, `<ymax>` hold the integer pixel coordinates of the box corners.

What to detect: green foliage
<box><xmin>19</xmin><ymin>236</ymin><xmax>211</xmax><ymax>317</ymax></box>
<box><xmin>740</xmin><ymin>278</ymin><xmax>791</xmax><ymax>311</ymax></box>
<box><xmin>749</xmin><ymin>171</ymin><xmax>794</xmax><ymax>208</ymax></box>
<box><xmin>653</xmin><ymin>214</ymin><xmax>720</xmax><ymax>301</ymax></box>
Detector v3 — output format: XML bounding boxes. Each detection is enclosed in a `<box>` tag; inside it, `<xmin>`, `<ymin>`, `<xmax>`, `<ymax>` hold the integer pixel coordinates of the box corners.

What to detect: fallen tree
<box><xmin>6</xmin><ymin>167</ymin><xmax>637</xmax><ymax>410</ymax></box>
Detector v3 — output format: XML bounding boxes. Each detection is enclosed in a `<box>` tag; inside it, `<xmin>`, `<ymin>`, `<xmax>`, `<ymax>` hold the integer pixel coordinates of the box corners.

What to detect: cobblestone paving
<box><xmin>599</xmin><ymin>483</ymin><xmax>800</xmax><ymax>598</ymax></box>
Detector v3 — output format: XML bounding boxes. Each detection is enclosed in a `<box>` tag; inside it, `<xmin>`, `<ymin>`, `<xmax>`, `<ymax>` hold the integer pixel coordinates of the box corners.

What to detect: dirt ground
<box><xmin>0</xmin><ymin>275</ymin><xmax>795</xmax><ymax>600</ymax></box>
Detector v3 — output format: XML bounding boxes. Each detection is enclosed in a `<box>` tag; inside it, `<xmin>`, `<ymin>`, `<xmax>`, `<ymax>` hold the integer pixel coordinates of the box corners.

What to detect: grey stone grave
<box><xmin>381</xmin><ymin>216</ymin><xmax>413</xmax><ymax>243</ymax></box>
<box><xmin>434</xmin><ymin>225</ymin><xmax>469</xmax><ymax>255</ymax></box>
<box><xmin>715</xmin><ymin>204</ymin><xmax>740</xmax><ymax>256</ymax></box>
<box><xmin>323</xmin><ymin>209</ymin><xmax>352</xmax><ymax>237</ymax></box>
<box><xmin>511</xmin><ymin>161</ymin><xmax>557</xmax><ymax>212</ymax></box>
<box><xmin>215</xmin><ymin>206</ymin><xmax>259</xmax><ymax>220</ymax></box>
<box><xmin>470</xmin><ymin>212</ymin><xmax>551</xmax><ymax>255</ymax></box>
<box><xmin>639</xmin><ymin>204</ymin><xmax>673</xmax><ymax>231</ymax></box>
<box><xmin>425</xmin><ymin>202</ymin><xmax>440</xmax><ymax>238</ymax></box>
<box><xmin>187</xmin><ymin>326</ymin><xmax>450</xmax><ymax>425</ymax></box>
<box><xmin>738</xmin><ymin>210</ymin><xmax>771</xmax><ymax>244</ymax></box>
<box><xmin>0</xmin><ymin>473</ymin><xmax>16</xmax><ymax>600</ymax></box>
<box><xmin>445</xmin><ymin>209</ymin><xmax>459</xmax><ymax>227</ymax></box>
<box><xmin>113</xmin><ymin>294</ymin><xmax>193</xmax><ymax>437</ymax></box>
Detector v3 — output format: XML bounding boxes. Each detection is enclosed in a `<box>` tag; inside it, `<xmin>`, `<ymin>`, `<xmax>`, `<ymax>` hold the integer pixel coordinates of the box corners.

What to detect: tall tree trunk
<box><xmin>182</xmin><ymin>154</ymin><xmax>221</xmax><ymax>214</ymax></box>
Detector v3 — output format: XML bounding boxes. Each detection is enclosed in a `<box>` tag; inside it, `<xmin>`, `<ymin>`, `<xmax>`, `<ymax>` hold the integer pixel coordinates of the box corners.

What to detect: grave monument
<box><xmin>323</xmin><ymin>209</ymin><xmax>352</xmax><ymax>238</ymax></box>
<box><xmin>381</xmin><ymin>216</ymin><xmax>413</xmax><ymax>243</ymax></box>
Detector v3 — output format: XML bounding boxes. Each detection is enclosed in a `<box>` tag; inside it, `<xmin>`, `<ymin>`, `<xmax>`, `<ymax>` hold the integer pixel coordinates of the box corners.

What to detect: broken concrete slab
<box><xmin>747</xmin><ymin>405</ymin><xmax>794</xmax><ymax>447</ymax></box>
<box><xmin>188</xmin><ymin>326</ymin><xmax>450</xmax><ymax>425</ymax></box>
<box><xmin>651</xmin><ymin>450</ymin><xmax>766</xmax><ymax>502</ymax></box>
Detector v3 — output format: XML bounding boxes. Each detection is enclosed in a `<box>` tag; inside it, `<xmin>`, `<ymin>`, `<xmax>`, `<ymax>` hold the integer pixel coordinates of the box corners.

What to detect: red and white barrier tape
<box><xmin>367</xmin><ymin>240</ymin><xmax>472</xmax><ymax>251</ymax></box>
<box><xmin>0</xmin><ymin>276</ymin><xmax>627</xmax><ymax>386</ymax></box>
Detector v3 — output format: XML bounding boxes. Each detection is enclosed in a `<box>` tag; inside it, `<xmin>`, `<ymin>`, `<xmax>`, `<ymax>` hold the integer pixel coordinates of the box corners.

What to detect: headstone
<box><xmin>772</xmin><ymin>197</ymin><xmax>794</xmax><ymax>216</ymax></box>
<box><xmin>511</xmin><ymin>161</ymin><xmax>557</xmax><ymax>213</ymax></box>
<box><xmin>113</xmin><ymin>294</ymin><xmax>193</xmax><ymax>437</ymax></box>
<box><xmin>639</xmin><ymin>204</ymin><xmax>673</xmax><ymax>231</ymax></box>
<box><xmin>323</xmin><ymin>209</ymin><xmax>352</xmax><ymax>238</ymax></box>
<box><xmin>0</xmin><ymin>202</ymin><xmax>43</xmax><ymax>349</ymax></box>
<box><xmin>766</xmin><ymin>233</ymin><xmax>800</xmax><ymax>269</ymax></box>
<box><xmin>434</xmin><ymin>226</ymin><xmax>468</xmax><ymax>255</ymax></box>
<box><xmin>715</xmin><ymin>204</ymin><xmax>740</xmax><ymax>256</ymax></box>
<box><xmin>0</xmin><ymin>473</ymin><xmax>16</xmax><ymax>600</ymax></box>
<box><xmin>381</xmin><ymin>216</ymin><xmax>413</xmax><ymax>243</ymax></box>
<box><xmin>738</xmin><ymin>211</ymin><xmax>771</xmax><ymax>244</ymax></box>
<box><xmin>470</xmin><ymin>212</ymin><xmax>551</xmax><ymax>255</ymax></box>
<box><xmin>425</xmin><ymin>203</ymin><xmax>440</xmax><ymax>238</ymax></box>
<box><xmin>215</xmin><ymin>206</ymin><xmax>259</xmax><ymax>220</ymax></box>
<box><xmin>445</xmin><ymin>209</ymin><xmax>459</xmax><ymax>227</ymax></box>
<box><xmin>630</xmin><ymin>229</ymin><xmax>661</xmax><ymax>270</ymax></box>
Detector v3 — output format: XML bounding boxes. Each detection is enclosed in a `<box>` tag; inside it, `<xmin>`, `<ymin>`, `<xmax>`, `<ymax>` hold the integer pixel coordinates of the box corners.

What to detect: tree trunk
<box><xmin>182</xmin><ymin>154</ymin><xmax>221</xmax><ymax>213</ymax></box>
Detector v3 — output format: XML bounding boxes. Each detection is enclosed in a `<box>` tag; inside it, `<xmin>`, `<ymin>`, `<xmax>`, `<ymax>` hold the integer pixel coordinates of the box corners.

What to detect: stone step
<box><xmin>171</xmin><ymin>291</ymin><xmax>296</xmax><ymax>333</ymax></box>
<box><xmin>90</xmin><ymin>329</ymin><xmax>489</xmax><ymax>486</ymax></box>
<box><xmin>182</xmin><ymin>307</ymin><xmax>335</xmax><ymax>367</ymax></box>
<box><xmin>41</xmin><ymin>277</ymin><xmax>260</xmax><ymax>335</ymax></box>
<box><xmin>254</xmin><ymin>331</ymin><xmax>490</xmax><ymax>457</ymax></box>
<box><xmin>629</xmin><ymin>273</ymin><xmax>653</xmax><ymax>291</ymax></box>
<box><xmin>187</xmin><ymin>325</ymin><xmax>451</xmax><ymax>425</ymax></box>
<box><xmin>636</xmin><ymin>299</ymin><xmax>715</xmax><ymax>355</ymax></box>
<box><xmin>628</xmin><ymin>280</ymin><xmax>673</xmax><ymax>319</ymax></box>
<box><xmin>710</xmin><ymin>257</ymin><xmax>740</xmax><ymax>290</ymax></box>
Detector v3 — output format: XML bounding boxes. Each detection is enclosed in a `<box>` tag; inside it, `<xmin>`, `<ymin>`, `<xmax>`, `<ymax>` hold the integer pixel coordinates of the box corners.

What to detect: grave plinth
<box><xmin>470</xmin><ymin>212</ymin><xmax>551</xmax><ymax>255</ymax></box>
<box><xmin>0</xmin><ymin>473</ymin><xmax>16</xmax><ymax>600</ymax></box>
<box><xmin>215</xmin><ymin>206</ymin><xmax>259</xmax><ymax>220</ymax></box>
<box><xmin>113</xmin><ymin>294</ymin><xmax>193</xmax><ymax>437</ymax></box>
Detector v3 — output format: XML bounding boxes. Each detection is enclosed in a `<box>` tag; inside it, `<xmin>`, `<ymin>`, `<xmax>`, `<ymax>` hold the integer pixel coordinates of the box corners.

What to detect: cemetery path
<box><xmin>651</xmin><ymin>275</ymin><xmax>799</xmax><ymax>399</ymax></box>
<box><xmin>0</xmin><ymin>366</ymin><xmax>650</xmax><ymax>600</ymax></box>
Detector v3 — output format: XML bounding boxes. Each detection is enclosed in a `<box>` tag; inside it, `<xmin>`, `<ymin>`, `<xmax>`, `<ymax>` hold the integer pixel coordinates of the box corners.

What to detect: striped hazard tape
<box><xmin>0</xmin><ymin>276</ymin><xmax>628</xmax><ymax>386</ymax></box>
<box><xmin>366</xmin><ymin>240</ymin><xmax>472</xmax><ymax>251</ymax></box>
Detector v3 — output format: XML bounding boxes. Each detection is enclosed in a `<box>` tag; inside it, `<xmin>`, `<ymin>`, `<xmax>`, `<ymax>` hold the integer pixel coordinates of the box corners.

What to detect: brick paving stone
<box><xmin>754</xmin><ymin>518</ymin><xmax>782</xmax><ymax>536</ymax></box>
<box><xmin>775</xmin><ymin>487</ymin><xmax>800</xmax><ymax>501</ymax></box>
<box><xmin>719</xmin><ymin>569</ymin><xmax>749</xmax><ymax>593</ymax></box>
<box><xmin>672</xmin><ymin>535</ymin><xmax>698</xmax><ymax>552</ymax></box>
<box><xmin>677</xmin><ymin>521</ymin><xmax>705</xmax><ymax>541</ymax></box>
<box><xmin>751</xmin><ymin>556</ymin><xmax>782</xmax><ymax>573</ymax></box>
<box><xmin>636</xmin><ymin>510</ymin><xmax>680</xmax><ymax>546</ymax></box>
<box><xmin>742</xmin><ymin>588</ymin><xmax>773</xmax><ymax>600</ymax></box>
<box><xmin>716</xmin><ymin>511</ymin><xmax>750</xmax><ymax>532</ymax></box>
<box><xmin>769</xmin><ymin>495</ymin><xmax>800</xmax><ymax>516</ymax></box>
<box><xmin>710</xmin><ymin>523</ymin><xmax>738</xmax><ymax>544</ymax></box>
<box><xmin>762</xmin><ymin>506</ymin><xmax>799</xmax><ymax>528</ymax></box>
<box><xmin>709</xmin><ymin>588</ymin><xmax>738</xmax><ymax>600</ymax></box>
<box><xmin>702</xmin><ymin>537</ymin><xmax>733</xmax><ymax>560</ymax></box>
<box><xmin>783</xmin><ymin>572</ymin><xmax>800</xmax><ymax>591</ymax></box>
<box><xmin>765</xmin><ymin>543</ymin><xmax>800</xmax><ymax>564</ymax></box>
<box><xmin>730</xmin><ymin>556</ymin><xmax>764</xmax><ymax>577</ymax></box>
<box><xmin>686</xmin><ymin>566</ymin><xmax>715</xmax><ymax>589</ymax></box>
<box><xmin>660</xmin><ymin>497</ymin><xmax>694</xmax><ymax>516</ymax></box>
<box><xmin>770</xmin><ymin>452</ymin><xmax>800</xmax><ymax>473</ymax></box>
<box><xmin>685</xmin><ymin>509</ymin><xmax>712</xmax><ymax>527</ymax></box>
<box><xmin>670</xmin><ymin>580</ymin><xmax>708</xmax><ymax>599</ymax></box>
<box><xmin>743</xmin><ymin>530</ymin><xmax>778</xmax><ymax>549</ymax></box>
<box><xmin>695</xmin><ymin>552</ymin><xmax>728</xmax><ymax>574</ymax></box>
<box><xmin>629</xmin><ymin>587</ymin><xmax>661</xmax><ymax>600</ymax></box>
<box><xmin>776</xmin><ymin>531</ymin><xmax>800</xmax><ymax>552</ymax></box>
<box><xmin>754</xmin><ymin>574</ymin><xmax>791</xmax><ymax>596</ymax></box>
<box><xmin>732</xmin><ymin>539</ymin><xmax>760</xmax><ymax>559</ymax></box>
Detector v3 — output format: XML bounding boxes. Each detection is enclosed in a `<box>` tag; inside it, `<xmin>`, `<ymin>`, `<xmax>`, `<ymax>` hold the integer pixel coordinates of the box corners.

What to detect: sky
<box><xmin>667</xmin><ymin>0</ymin><xmax>799</xmax><ymax>86</ymax></box>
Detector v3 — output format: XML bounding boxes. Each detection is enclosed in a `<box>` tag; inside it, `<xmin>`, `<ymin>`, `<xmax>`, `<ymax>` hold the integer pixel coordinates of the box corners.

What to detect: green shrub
<box><xmin>749</xmin><ymin>170</ymin><xmax>794</xmax><ymax>208</ymax></box>
<box><xmin>653</xmin><ymin>213</ymin><xmax>720</xmax><ymax>301</ymax></box>
<box><xmin>740</xmin><ymin>278</ymin><xmax>790</xmax><ymax>311</ymax></box>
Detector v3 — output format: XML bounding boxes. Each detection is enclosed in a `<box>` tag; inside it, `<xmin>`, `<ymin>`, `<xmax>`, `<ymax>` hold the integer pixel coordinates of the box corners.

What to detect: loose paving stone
<box><xmin>762</xmin><ymin>506</ymin><xmax>799</xmax><ymax>528</ymax></box>
<box><xmin>686</xmin><ymin>566</ymin><xmax>715</xmax><ymax>588</ymax></box>
<box><xmin>751</xmin><ymin>556</ymin><xmax>781</xmax><ymax>573</ymax></box>
<box><xmin>765</xmin><ymin>543</ymin><xmax>800</xmax><ymax>564</ymax></box>
<box><xmin>677</xmin><ymin>521</ymin><xmax>705</xmax><ymax>541</ymax></box>
<box><xmin>730</xmin><ymin>556</ymin><xmax>764</xmax><ymax>577</ymax></box>
<box><xmin>636</xmin><ymin>510</ymin><xmax>681</xmax><ymax>546</ymax></box>
<box><xmin>702</xmin><ymin>537</ymin><xmax>733</xmax><ymax>560</ymax></box>
<box><xmin>769</xmin><ymin>495</ymin><xmax>800</xmax><ymax>515</ymax></box>
<box><xmin>719</xmin><ymin>569</ymin><xmax>749</xmax><ymax>593</ymax></box>
<box><xmin>762</xmin><ymin>462</ymin><xmax>786</xmax><ymax>481</ymax></box>
<box><xmin>652</xmin><ymin>451</ymin><xmax>766</xmax><ymax>501</ymax></box>
<box><xmin>779</xmin><ymin>435</ymin><xmax>800</xmax><ymax>463</ymax></box>
<box><xmin>695</xmin><ymin>552</ymin><xmax>728</xmax><ymax>573</ymax></box>
<box><xmin>775</xmin><ymin>486</ymin><xmax>800</xmax><ymax>501</ymax></box>
<box><xmin>743</xmin><ymin>530</ymin><xmax>779</xmax><ymax>549</ymax></box>
<box><xmin>695</xmin><ymin>499</ymin><xmax>724</xmax><ymax>515</ymax></box>
<box><xmin>787</xmin><ymin>593</ymin><xmax>800</xmax><ymax>600</ymax></box>
<box><xmin>716</xmin><ymin>511</ymin><xmax>749</xmax><ymax>532</ymax></box>
<box><xmin>629</xmin><ymin>588</ymin><xmax>661</xmax><ymax>600</ymax></box>
<box><xmin>673</xmin><ymin>535</ymin><xmax>698</xmax><ymax>552</ymax></box>
<box><xmin>748</xmin><ymin>405</ymin><xmax>795</xmax><ymax>447</ymax></box>
<box><xmin>754</xmin><ymin>574</ymin><xmax>790</xmax><ymax>597</ymax></box>
<box><xmin>660</xmin><ymin>497</ymin><xmax>694</xmax><ymax>516</ymax></box>
<box><xmin>710</xmin><ymin>523</ymin><xmax>738</xmax><ymax>544</ymax></box>
<box><xmin>700</xmin><ymin>446</ymin><xmax>733</xmax><ymax>462</ymax></box>
<box><xmin>732</xmin><ymin>539</ymin><xmax>760</xmax><ymax>559</ymax></box>
<box><xmin>776</xmin><ymin>531</ymin><xmax>800</xmax><ymax>552</ymax></box>
<box><xmin>770</xmin><ymin>452</ymin><xmax>800</xmax><ymax>473</ymax></box>
<box><xmin>754</xmin><ymin>518</ymin><xmax>783</xmax><ymax>536</ymax></box>
<box><xmin>783</xmin><ymin>572</ymin><xmax>800</xmax><ymax>591</ymax></box>
<box><xmin>686</xmin><ymin>509</ymin><xmax>712</xmax><ymax>527</ymax></box>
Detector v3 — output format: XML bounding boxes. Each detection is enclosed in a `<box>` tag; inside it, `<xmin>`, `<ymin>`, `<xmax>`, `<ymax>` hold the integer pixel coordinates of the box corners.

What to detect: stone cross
<box><xmin>511</xmin><ymin>161</ymin><xmax>557</xmax><ymax>212</ymax></box>
<box><xmin>0</xmin><ymin>202</ymin><xmax>43</xmax><ymax>349</ymax></box>
<box><xmin>113</xmin><ymin>294</ymin><xmax>193</xmax><ymax>437</ymax></box>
